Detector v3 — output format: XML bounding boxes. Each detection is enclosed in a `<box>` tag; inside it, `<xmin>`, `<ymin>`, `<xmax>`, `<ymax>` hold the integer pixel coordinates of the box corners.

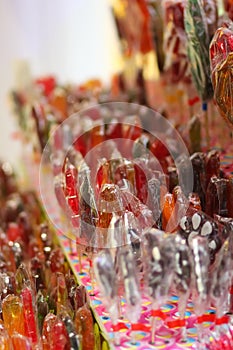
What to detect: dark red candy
<box><xmin>49</xmin><ymin>248</ymin><xmax>64</xmax><ymax>273</ymax></box>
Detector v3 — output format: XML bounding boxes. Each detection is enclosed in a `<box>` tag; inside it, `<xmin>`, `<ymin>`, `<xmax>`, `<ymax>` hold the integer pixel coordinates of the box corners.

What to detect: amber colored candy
<box><xmin>161</xmin><ymin>193</ymin><xmax>176</xmax><ymax>232</ymax></box>
<box><xmin>11</xmin><ymin>333</ymin><xmax>32</xmax><ymax>350</ymax></box>
<box><xmin>0</xmin><ymin>321</ymin><xmax>11</xmax><ymax>350</ymax></box>
<box><xmin>49</xmin><ymin>88</ymin><xmax>67</xmax><ymax>120</ymax></box>
<box><xmin>98</xmin><ymin>184</ymin><xmax>123</xmax><ymax>229</ymax></box>
<box><xmin>90</xmin><ymin>125</ymin><xmax>105</xmax><ymax>149</ymax></box>
<box><xmin>74</xmin><ymin>304</ymin><xmax>94</xmax><ymax>350</ymax></box>
<box><xmin>96</xmin><ymin>160</ymin><xmax>110</xmax><ymax>195</ymax></box>
<box><xmin>2</xmin><ymin>294</ymin><xmax>25</xmax><ymax>336</ymax></box>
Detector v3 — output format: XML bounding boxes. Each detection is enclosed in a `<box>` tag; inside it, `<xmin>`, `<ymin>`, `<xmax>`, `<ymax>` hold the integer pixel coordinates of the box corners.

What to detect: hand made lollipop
<box><xmin>210</xmin><ymin>239</ymin><xmax>232</xmax><ymax>346</ymax></box>
<box><xmin>190</xmin><ymin>236</ymin><xmax>210</xmax><ymax>349</ymax></box>
<box><xmin>118</xmin><ymin>247</ymin><xmax>142</xmax><ymax>345</ymax></box>
<box><xmin>210</xmin><ymin>25</ymin><xmax>233</xmax><ymax>127</ymax></box>
<box><xmin>174</xmin><ymin>234</ymin><xmax>192</xmax><ymax>341</ymax></box>
<box><xmin>94</xmin><ymin>250</ymin><xmax>120</xmax><ymax>346</ymax></box>
<box><xmin>143</xmin><ymin>229</ymin><xmax>175</xmax><ymax>345</ymax></box>
<box><xmin>184</xmin><ymin>0</ymin><xmax>213</xmax><ymax>146</ymax></box>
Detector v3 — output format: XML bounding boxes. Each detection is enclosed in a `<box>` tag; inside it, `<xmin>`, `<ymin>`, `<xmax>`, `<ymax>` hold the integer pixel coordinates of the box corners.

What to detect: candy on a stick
<box><xmin>143</xmin><ymin>230</ymin><xmax>174</xmax><ymax>344</ymax></box>
<box><xmin>205</xmin><ymin>150</ymin><xmax>220</xmax><ymax>187</ymax></box>
<box><xmin>62</xmin><ymin>314</ymin><xmax>81</xmax><ymax>350</ymax></box>
<box><xmin>15</xmin><ymin>263</ymin><xmax>32</xmax><ymax>294</ymax></box>
<box><xmin>79</xmin><ymin>174</ymin><xmax>98</xmax><ymax>247</ymax></box>
<box><xmin>114</xmin><ymin>159</ymin><xmax>136</xmax><ymax>193</ymax></box>
<box><xmin>42</xmin><ymin>313</ymin><xmax>57</xmax><ymax>350</ymax></box>
<box><xmin>174</xmin><ymin>234</ymin><xmax>192</xmax><ymax>340</ymax></box>
<box><xmin>161</xmin><ymin>192</ymin><xmax>176</xmax><ymax>232</ymax></box>
<box><xmin>37</xmin><ymin>290</ymin><xmax>49</xmax><ymax>334</ymax></box>
<box><xmin>184</xmin><ymin>0</ymin><xmax>213</xmax><ymax>145</ymax></box>
<box><xmin>74</xmin><ymin>304</ymin><xmax>94</xmax><ymax>350</ymax></box>
<box><xmin>0</xmin><ymin>322</ymin><xmax>11</xmax><ymax>350</ymax></box>
<box><xmin>190</xmin><ymin>236</ymin><xmax>210</xmax><ymax>345</ymax></box>
<box><xmin>179</xmin><ymin>211</ymin><xmax>222</xmax><ymax>263</ymax></box>
<box><xmin>121</xmin><ymin>190</ymin><xmax>153</xmax><ymax>230</ymax></box>
<box><xmin>188</xmin><ymin>115</ymin><xmax>201</xmax><ymax>153</ymax></box>
<box><xmin>205</xmin><ymin>177</ymin><xmax>229</xmax><ymax>217</ymax></box>
<box><xmin>147</xmin><ymin>0</ymin><xmax>165</xmax><ymax>72</ymax></box>
<box><xmin>31</xmin><ymin>255</ymin><xmax>46</xmax><ymax>292</ymax></box>
<box><xmin>147</xmin><ymin>177</ymin><xmax>161</xmax><ymax>227</ymax></box>
<box><xmin>51</xmin><ymin>317</ymin><xmax>69</xmax><ymax>350</ymax></box>
<box><xmin>97</xmin><ymin>184</ymin><xmax>123</xmax><ymax>234</ymax></box>
<box><xmin>2</xmin><ymin>294</ymin><xmax>25</xmax><ymax>336</ymax></box>
<box><xmin>210</xmin><ymin>25</ymin><xmax>233</xmax><ymax>127</ymax></box>
<box><xmin>210</xmin><ymin>240</ymin><xmax>231</xmax><ymax>319</ymax></box>
<box><xmin>163</xmin><ymin>0</ymin><xmax>191</xmax><ymax>85</ymax></box>
<box><xmin>184</xmin><ymin>0</ymin><xmax>213</xmax><ymax>101</ymax></box>
<box><xmin>119</xmin><ymin>248</ymin><xmax>141</xmax><ymax>344</ymax></box>
<box><xmin>190</xmin><ymin>153</ymin><xmax>206</xmax><ymax>209</ymax></box>
<box><xmin>11</xmin><ymin>333</ymin><xmax>32</xmax><ymax>350</ymax></box>
<box><xmin>94</xmin><ymin>250</ymin><xmax>119</xmax><ymax>345</ymax></box>
<box><xmin>21</xmin><ymin>287</ymin><xmax>38</xmax><ymax>345</ymax></box>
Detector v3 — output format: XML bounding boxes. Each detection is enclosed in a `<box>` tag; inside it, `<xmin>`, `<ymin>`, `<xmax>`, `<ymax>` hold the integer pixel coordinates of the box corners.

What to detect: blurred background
<box><xmin>0</xmin><ymin>0</ymin><xmax>121</xmax><ymax>163</ymax></box>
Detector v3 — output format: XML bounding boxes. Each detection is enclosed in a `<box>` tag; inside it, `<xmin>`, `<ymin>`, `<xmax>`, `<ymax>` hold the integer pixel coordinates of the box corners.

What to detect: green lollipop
<box><xmin>184</xmin><ymin>0</ymin><xmax>213</xmax><ymax>146</ymax></box>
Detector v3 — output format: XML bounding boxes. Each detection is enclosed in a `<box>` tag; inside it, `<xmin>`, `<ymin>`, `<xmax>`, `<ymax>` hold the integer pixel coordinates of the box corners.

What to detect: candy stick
<box><xmin>143</xmin><ymin>229</ymin><xmax>174</xmax><ymax>344</ymax></box>
<box><xmin>119</xmin><ymin>248</ymin><xmax>141</xmax><ymax>345</ymax></box>
<box><xmin>2</xmin><ymin>294</ymin><xmax>25</xmax><ymax>336</ymax></box>
<box><xmin>21</xmin><ymin>287</ymin><xmax>39</xmax><ymax>345</ymax></box>
<box><xmin>190</xmin><ymin>236</ymin><xmax>210</xmax><ymax>348</ymax></box>
<box><xmin>174</xmin><ymin>234</ymin><xmax>192</xmax><ymax>341</ymax></box>
<box><xmin>94</xmin><ymin>250</ymin><xmax>119</xmax><ymax>346</ymax></box>
<box><xmin>210</xmin><ymin>240</ymin><xmax>231</xmax><ymax>340</ymax></box>
<box><xmin>184</xmin><ymin>0</ymin><xmax>213</xmax><ymax>135</ymax></box>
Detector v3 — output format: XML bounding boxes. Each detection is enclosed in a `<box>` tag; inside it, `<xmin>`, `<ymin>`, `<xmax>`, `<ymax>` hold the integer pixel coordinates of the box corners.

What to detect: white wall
<box><xmin>0</xmin><ymin>0</ymin><xmax>121</xmax><ymax>164</ymax></box>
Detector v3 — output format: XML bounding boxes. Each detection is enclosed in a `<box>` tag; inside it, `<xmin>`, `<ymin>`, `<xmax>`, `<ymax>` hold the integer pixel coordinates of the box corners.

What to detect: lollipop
<box><xmin>119</xmin><ymin>247</ymin><xmax>141</xmax><ymax>344</ymax></box>
<box><xmin>174</xmin><ymin>234</ymin><xmax>192</xmax><ymax>340</ymax></box>
<box><xmin>163</xmin><ymin>0</ymin><xmax>191</xmax><ymax>85</ymax></box>
<box><xmin>210</xmin><ymin>26</ymin><xmax>233</xmax><ymax>127</ymax></box>
<box><xmin>143</xmin><ymin>229</ymin><xmax>174</xmax><ymax>344</ymax></box>
<box><xmin>190</xmin><ymin>236</ymin><xmax>210</xmax><ymax>346</ymax></box>
<box><xmin>184</xmin><ymin>0</ymin><xmax>213</xmax><ymax>145</ymax></box>
<box><xmin>210</xmin><ymin>240</ymin><xmax>231</xmax><ymax>338</ymax></box>
<box><xmin>94</xmin><ymin>250</ymin><xmax>119</xmax><ymax>345</ymax></box>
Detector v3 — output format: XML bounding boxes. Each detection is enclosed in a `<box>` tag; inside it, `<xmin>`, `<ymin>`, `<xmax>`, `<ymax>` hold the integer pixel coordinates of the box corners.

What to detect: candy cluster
<box><xmin>45</xmin><ymin>104</ymin><xmax>233</xmax><ymax>347</ymax></box>
<box><xmin>0</xmin><ymin>162</ymin><xmax>99</xmax><ymax>350</ymax></box>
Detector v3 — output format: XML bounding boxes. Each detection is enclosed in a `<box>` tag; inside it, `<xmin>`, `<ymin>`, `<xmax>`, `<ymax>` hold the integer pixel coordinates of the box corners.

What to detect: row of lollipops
<box><xmin>44</xmin><ymin>103</ymin><xmax>233</xmax><ymax>348</ymax></box>
<box><xmin>112</xmin><ymin>0</ymin><xmax>233</xmax><ymax>135</ymax></box>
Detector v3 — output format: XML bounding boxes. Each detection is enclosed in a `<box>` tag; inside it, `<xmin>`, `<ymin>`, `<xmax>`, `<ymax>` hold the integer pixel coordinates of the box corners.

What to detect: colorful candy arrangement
<box><xmin>38</xmin><ymin>102</ymin><xmax>233</xmax><ymax>348</ymax></box>
<box><xmin>0</xmin><ymin>162</ymin><xmax>108</xmax><ymax>350</ymax></box>
<box><xmin>7</xmin><ymin>1</ymin><xmax>233</xmax><ymax>349</ymax></box>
